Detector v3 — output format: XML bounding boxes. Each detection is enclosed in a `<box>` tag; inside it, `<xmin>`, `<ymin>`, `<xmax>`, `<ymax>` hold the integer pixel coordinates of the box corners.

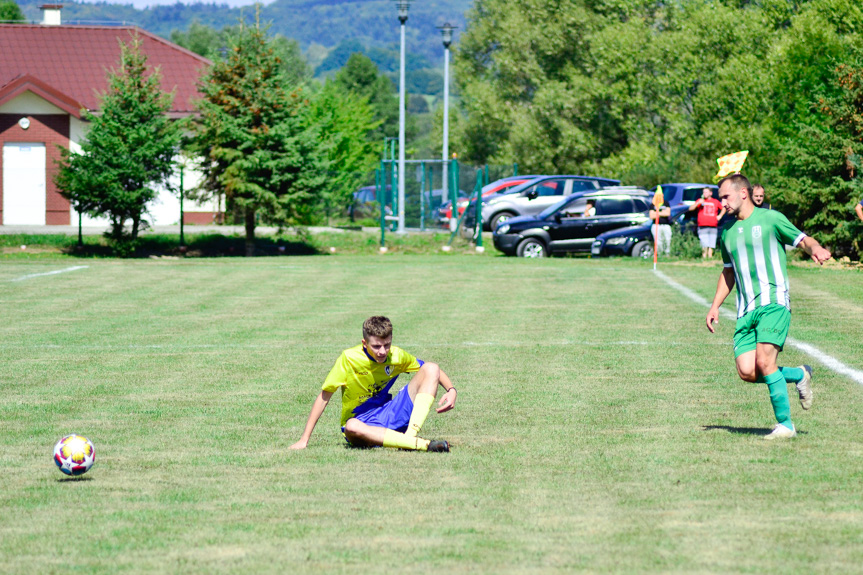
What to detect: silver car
<box><xmin>479</xmin><ymin>176</ymin><xmax>618</xmax><ymax>231</ymax></box>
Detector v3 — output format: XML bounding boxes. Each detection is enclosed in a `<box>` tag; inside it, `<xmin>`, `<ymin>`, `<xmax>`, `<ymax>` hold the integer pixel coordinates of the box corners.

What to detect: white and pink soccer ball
<box><xmin>53</xmin><ymin>434</ymin><xmax>95</xmax><ymax>476</ymax></box>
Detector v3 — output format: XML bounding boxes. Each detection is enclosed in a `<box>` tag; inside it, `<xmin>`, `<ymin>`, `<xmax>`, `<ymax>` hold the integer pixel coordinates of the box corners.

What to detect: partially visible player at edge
<box><xmin>706</xmin><ymin>174</ymin><xmax>831</xmax><ymax>440</ymax></box>
<box><xmin>290</xmin><ymin>316</ymin><xmax>455</xmax><ymax>452</ymax></box>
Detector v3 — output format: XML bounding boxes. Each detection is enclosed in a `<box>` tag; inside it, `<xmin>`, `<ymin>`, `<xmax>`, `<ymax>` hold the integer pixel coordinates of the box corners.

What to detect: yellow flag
<box><xmin>651</xmin><ymin>185</ymin><xmax>664</xmax><ymax>208</ymax></box>
<box><xmin>715</xmin><ymin>151</ymin><xmax>749</xmax><ymax>179</ymax></box>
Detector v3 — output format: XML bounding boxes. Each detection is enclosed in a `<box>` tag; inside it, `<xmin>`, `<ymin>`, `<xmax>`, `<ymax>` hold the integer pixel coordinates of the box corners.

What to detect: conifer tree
<box><xmin>190</xmin><ymin>19</ymin><xmax>323</xmax><ymax>256</ymax></box>
<box><xmin>56</xmin><ymin>34</ymin><xmax>181</xmax><ymax>251</ymax></box>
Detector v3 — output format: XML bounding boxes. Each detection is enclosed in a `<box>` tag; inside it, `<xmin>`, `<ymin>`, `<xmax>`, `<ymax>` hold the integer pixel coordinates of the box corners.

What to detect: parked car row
<box><xmin>463</xmin><ymin>175</ymin><xmax>622</xmax><ymax>232</ymax></box>
<box><xmin>353</xmin><ymin>175</ymin><xmax>722</xmax><ymax>259</ymax></box>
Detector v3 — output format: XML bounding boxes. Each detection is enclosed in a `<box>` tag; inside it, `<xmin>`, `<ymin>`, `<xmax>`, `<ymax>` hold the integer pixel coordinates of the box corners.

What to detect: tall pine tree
<box><xmin>190</xmin><ymin>19</ymin><xmax>323</xmax><ymax>256</ymax></box>
<box><xmin>56</xmin><ymin>33</ymin><xmax>181</xmax><ymax>250</ymax></box>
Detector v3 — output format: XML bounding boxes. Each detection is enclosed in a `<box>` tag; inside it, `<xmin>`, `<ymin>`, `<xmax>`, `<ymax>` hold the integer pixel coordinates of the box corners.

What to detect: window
<box><xmin>537</xmin><ymin>180</ymin><xmax>565</xmax><ymax>196</ymax></box>
<box><xmin>633</xmin><ymin>198</ymin><xmax>650</xmax><ymax>212</ymax></box>
<box><xmin>559</xmin><ymin>198</ymin><xmax>588</xmax><ymax>218</ymax></box>
<box><xmin>596</xmin><ymin>197</ymin><xmax>633</xmax><ymax>215</ymax></box>
<box><xmin>570</xmin><ymin>180</ymin><xmax>598</xmax><ymax>193</ymax></box>
<box><xmin>682</xmin><ymin>187</ymin><xmax>705</xmax><ymax>203</ymax></box>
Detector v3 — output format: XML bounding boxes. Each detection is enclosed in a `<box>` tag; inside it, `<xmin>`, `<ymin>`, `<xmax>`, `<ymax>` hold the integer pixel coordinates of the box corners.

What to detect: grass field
<box><xmin>2</xmin><ymin>254</ymin><xmax>862</xmax><ymax>574</ymax></box>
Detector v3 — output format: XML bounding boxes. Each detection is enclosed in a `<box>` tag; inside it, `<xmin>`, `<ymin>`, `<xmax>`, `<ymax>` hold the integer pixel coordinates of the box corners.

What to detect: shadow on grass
<box><xmin>56</xmin><ymin>476</ymin><xmax>95</xmax><ymax>482</ymax></box>
<box><xmin>62</xmin><ymin>234</ymin><xmax>320</xmax><ymax>258</ymax></box>
<box><xmin>701</xmin><ymin>425</ymin><xmax>808</xmax><ymax>437</ymax></box>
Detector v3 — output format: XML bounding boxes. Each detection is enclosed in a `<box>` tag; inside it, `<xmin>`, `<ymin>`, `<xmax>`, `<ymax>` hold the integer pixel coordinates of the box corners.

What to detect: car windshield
<box><xmin>539</xmin><ymin>195</ymin><xmax>581</xmax><ymax>218</ymax></box>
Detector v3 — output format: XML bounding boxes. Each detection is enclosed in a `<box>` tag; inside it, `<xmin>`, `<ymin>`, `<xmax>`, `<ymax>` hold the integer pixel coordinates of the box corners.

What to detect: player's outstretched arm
<box><xmin>707</xmin><ymin>267</ymin><xmax>735</xmax><ymax>333</ymax></box>
<box><xmin>290</xmin><ymin>390</ymin><xmax>334</xmax><ymax>450</ymax></box>
<box><xmin>855</xmin><ymin>203</ymin><xmax>863</xmax><ymax>222</ymax></box>
<box><xmin>799</xmin><ymin>236</ymin><xmax>832</xmax><ymax>265</ymax></box>
<box><xmin>436</xmin><ymin>369</ymin><xmax>457</xmax><ymax>413</ymax></box>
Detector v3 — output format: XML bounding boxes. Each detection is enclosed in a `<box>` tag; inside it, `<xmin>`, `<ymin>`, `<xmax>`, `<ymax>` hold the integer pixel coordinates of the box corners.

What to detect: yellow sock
<box><xmin>383</xmin><ymin>429</ymin><xmax>430</xmax><ymax>451</ymax></box>
<box><xmin>405</xmin><ymin>392</ymin><xmax>435</xmax><ymax>437</ymax></box>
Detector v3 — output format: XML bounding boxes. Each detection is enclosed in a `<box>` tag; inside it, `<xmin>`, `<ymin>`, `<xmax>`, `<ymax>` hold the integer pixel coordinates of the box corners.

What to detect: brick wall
<box><xmin>0</xmin><ymin>114</ymin><xmax>71</xmax><ymax>225</ymax></box>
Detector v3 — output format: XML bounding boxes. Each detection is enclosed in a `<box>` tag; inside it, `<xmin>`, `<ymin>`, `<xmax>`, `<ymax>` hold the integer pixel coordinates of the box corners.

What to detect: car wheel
<box><xmin>490</xmin><ymin>212</ymin><xmax>515</xmax><ymax>231</ymax></box>
<box><xmin>517</xmin><ymin>238</ymin><xmax>547</xmax><ymax>258</ymax></box>
<box><xmin>630</xmin><ymin>240</ymin><xmax>653</xmax><ymax>259</ymax></box>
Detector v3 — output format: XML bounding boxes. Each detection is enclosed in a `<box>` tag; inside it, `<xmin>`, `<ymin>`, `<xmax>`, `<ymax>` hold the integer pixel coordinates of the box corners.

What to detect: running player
<box><xmin>706</xmin><ymin>174</ymin><xmax>831</xmax><ymax>440</ymax></box>
<box><xmin>290</xmin><ymin>316</ymin><xmax>455</xmax><ymax>452</ymax></box>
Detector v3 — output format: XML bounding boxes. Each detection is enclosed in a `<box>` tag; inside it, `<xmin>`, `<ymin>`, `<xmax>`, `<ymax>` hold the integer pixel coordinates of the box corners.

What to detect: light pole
<box><xmin>438</xmin><ymin>22</ymin><xmax>456</xmax><ymax>231</ymax></box>
<box><xmin>396</xmin><ymin>0</ymin><xmax>410</xmax><ymax>233</ymax></box>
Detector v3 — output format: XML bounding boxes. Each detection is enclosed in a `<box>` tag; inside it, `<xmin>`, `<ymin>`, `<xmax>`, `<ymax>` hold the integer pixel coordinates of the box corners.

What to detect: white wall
<box><xmin>0</xmin><ymin>92</ymin><xmax>66</xmax><ymax>115</ymax></box>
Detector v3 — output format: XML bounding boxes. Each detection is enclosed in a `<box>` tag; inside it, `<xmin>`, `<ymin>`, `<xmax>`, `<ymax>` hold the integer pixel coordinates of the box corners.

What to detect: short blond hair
<box><xmin>363</xmin><ymin>316</ymin><xmax>393</xmax><ymax>340</ymax></box>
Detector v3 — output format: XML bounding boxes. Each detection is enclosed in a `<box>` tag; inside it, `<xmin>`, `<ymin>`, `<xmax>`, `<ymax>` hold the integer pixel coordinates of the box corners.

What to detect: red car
<box><xmin>438</xmin><ymin>176</ymin><xmax>538</xmax><ymax>225</ymax></box>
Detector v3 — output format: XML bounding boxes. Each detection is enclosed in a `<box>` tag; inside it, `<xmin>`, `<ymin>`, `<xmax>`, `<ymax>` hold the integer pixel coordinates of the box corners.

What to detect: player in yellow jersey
<box><xmin>289</xmin><ymin>316</ymin><xmax>456</xmax><ymax>452</ymax></box>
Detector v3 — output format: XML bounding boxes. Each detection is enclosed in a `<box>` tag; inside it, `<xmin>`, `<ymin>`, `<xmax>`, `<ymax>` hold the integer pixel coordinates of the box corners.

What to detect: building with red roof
<box><xmin>0</xmin><ymin>5</ymin><xmax>215</xmax><ymax>226</ymax></box>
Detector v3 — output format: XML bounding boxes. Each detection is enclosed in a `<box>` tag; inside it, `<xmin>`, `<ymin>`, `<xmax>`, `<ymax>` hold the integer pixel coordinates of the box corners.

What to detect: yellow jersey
<box><xmin>322</xmin><ymin>344</ymin><xmax>422</xmax><ymax>426</ymax></box>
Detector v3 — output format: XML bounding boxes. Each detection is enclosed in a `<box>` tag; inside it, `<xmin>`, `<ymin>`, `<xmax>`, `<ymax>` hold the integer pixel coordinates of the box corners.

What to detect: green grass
<box><xmin>1</xmin><ymin>255</ymin><xmax>862</xmax><ymax>573</ymax></box>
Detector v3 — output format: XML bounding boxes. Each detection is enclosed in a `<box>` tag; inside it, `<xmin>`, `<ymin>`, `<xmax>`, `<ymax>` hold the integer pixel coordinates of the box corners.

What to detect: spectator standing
<box><xmin>752</xmin><ymin>184</ymin><xmax>771</xmax><ymax>209</ymax></box>
<box><xmin>688</xmin><ymin>188</ymin><xmax>726</xmax><ymax>258</ymax></box>
<box><xmin>649</xmin><ymin>199</ymin><xmax>672</xmax><ymax>255</ymax></box>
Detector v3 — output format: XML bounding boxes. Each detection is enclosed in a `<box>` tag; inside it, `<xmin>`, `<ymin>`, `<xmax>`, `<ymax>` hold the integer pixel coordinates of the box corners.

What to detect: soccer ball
<box><xmin>53</xmin><ymin>434</ymin><xmax>95</xmax><ymax>476</ymax></box>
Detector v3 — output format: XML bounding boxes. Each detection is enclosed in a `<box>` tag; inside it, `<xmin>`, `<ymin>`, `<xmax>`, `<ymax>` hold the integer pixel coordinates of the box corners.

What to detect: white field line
<box><xmin>9</xmin><ymin>265</ymin><xmax>88</xmax><ymax>282</ymax></box>
<box><xmin>654</xmin><ymin>269</ymin><xmax>863</xmax><ymax>386</ymax></box>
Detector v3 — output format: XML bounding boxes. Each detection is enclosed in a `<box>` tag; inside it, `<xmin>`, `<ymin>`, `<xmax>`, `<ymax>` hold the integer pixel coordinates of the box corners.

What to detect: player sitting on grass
<box><xmin>290</xmin><ymin>316</ymin><xmax>455</xmax><ymax>452</ymax></box>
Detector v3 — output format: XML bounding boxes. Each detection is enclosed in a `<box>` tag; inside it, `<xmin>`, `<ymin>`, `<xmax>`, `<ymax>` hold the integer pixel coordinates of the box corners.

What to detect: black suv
<box><xmin>492</xmin><ymin>188</ymin><xmax>652</xmax><ymax>257</ymax></box>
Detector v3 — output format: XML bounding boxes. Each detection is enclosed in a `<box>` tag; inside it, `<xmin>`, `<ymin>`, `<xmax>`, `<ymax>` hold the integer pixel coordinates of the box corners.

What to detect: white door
<box><xmin>3</xmin><ymin>143</ymin><xmax>47</xmax><ymax>225</ymax></box>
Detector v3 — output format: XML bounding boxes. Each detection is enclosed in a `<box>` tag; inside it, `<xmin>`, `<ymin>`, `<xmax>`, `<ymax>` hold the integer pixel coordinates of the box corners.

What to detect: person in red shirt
<box><xmin>688</xmin><ymin>188</ymin><xmax>725</xmax><ymax>258</ymax></box>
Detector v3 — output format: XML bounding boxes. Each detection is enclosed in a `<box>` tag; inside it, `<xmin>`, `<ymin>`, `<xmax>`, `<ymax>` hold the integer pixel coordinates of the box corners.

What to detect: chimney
<box><xmin>39</xmin><ymin>4</ymin><xmax>63</xmax><ymax>26</ymax></box>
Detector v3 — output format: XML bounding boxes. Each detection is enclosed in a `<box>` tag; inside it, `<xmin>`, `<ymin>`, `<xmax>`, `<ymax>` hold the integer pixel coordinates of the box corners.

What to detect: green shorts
<box><xmin>733</xmin><ymin>303</ymin><xmax>791</xmax><ymax>357</ymax></box>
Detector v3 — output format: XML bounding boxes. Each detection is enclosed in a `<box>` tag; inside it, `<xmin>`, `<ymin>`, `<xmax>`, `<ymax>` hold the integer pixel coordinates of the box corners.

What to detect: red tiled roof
<box><xmin>0</xmin><ymin>24</ymin><xmax>211</xmax><ymax>115</ymax></box>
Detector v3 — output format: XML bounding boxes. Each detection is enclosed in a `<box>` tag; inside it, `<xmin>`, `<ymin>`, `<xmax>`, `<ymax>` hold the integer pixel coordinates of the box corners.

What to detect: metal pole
<box><xmin>179</xmin><ymin>164</ymin><xmax>185</xmax><ymax>248</ymax></box>
<box><xmin>420</xmin><ymin>162</ymin><xmax>426</xmax><ymax>231</ymax></box>
<box><xmin>397</xmin><ymin>20</ymin><xmax>407</xmax><ymax>233</ymax></box>
<box><xmin>428</xmin><ymin>166</ymin><xmax>434</xmax><ymax>220</ymax></box>
<box><xmin>379</xmin><ymin>166</ymin><xmax>386</xmax><ymax>247</ymax></box>
<box><xmin>475</xmin><ymin>169</ymin><xmax>483</xmax><ymax>251</ymax></box>
<box><xmin>442</xmin><ymin>44</ymin><xmax>450</xmax><ymax>232</ymax></box>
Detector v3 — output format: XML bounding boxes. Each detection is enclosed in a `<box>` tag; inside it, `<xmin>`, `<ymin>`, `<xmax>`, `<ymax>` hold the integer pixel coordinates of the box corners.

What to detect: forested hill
<box><xmin>18</xmin><ymin>0</ymin><xmax>471</xmax><ymax>64</ymax></box>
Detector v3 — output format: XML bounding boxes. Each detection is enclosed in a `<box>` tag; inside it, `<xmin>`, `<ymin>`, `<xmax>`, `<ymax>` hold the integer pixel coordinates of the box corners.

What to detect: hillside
<box><xmin>18</xmin><ymin>0</ymin><xmax>472</xmax><ymax>67</ymax></box>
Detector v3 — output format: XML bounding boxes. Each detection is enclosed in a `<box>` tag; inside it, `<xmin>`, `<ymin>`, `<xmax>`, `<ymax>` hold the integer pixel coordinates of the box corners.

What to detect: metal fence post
<box><xmin>475</xmin><ymin>169</ymin><xmax>483</xmax><ymax>251</ymax></box>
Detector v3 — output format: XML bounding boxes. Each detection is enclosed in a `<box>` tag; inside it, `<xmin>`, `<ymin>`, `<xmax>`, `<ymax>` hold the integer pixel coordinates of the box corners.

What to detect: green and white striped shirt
<box><xmin>720</xmin><ymin>208</ymin><xmax>805</xmax><ymax>318</ymax></box>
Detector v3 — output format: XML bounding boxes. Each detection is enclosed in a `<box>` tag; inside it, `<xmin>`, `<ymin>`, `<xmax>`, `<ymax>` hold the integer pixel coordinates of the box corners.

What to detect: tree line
<box><xmin>57</xmin><ymin>22</ymin><xmax>399</xmax><ymax>256</ymax></box>
<box><xmin>451</xmin><ymin>0</ymin><xmax>863</xmax><ymax>256</ymax></box>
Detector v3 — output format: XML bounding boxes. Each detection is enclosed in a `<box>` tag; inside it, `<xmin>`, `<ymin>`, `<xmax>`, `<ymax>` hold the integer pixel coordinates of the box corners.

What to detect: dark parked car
<box><xmin>465</xmin><ymin>175</ymin><xmax>622</xmax><ymax>232</ymax></box>
<box><xmin>590</xmin><ymin>205</ymin><xmax>693</xmax><ymax>258</ymax></box>
<box><xmin>590</xmin><ymin>203</ymin><xmax>735</xmax><ymax>258</ymax></box>
<box><xmin>492</xmin><ymin>188</ymin><xmax>652</xmax><ymax>257</ymax></box>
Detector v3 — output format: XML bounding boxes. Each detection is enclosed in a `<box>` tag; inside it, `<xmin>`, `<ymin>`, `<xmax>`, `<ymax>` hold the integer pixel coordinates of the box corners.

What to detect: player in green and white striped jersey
<box><xmin>706</xmin><ymin>174</ymin><xmax>832</xmax><ymax>440</ymax></box>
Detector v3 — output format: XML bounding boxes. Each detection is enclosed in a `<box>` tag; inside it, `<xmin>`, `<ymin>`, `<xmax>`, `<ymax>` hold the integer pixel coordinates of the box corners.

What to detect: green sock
<box><xmin>405</xmin><ymin>392</ymin><xmax>435</xmax><ymax>437</ymax></box>
<box><xmin>780</xmin><ymin>366</ymin><xmax>804</xmax><ymax>383</ymax></box>
<box><xmin>764</xmin><ymin>370</ymin><xmax>793</xmax><ymax>430</ymax></box>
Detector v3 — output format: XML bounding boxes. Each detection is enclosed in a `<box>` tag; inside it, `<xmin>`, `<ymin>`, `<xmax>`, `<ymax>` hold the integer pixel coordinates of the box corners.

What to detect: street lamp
<box><xmin>438</xmin><ymin>22</ymin><xmax>456</xmax><ymax>231</ymax></box>
<box><xmin>396</xmin><ymin>0</ymin><xmax>410</xmax><ymax>233</ymax></box>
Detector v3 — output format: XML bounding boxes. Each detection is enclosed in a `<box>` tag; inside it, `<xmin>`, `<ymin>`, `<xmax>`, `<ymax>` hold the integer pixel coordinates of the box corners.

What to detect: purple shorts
<box><xmin>349</xmin><ymin>385</ymin><xmax>415</xmax><ymax>433</ymax></box>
